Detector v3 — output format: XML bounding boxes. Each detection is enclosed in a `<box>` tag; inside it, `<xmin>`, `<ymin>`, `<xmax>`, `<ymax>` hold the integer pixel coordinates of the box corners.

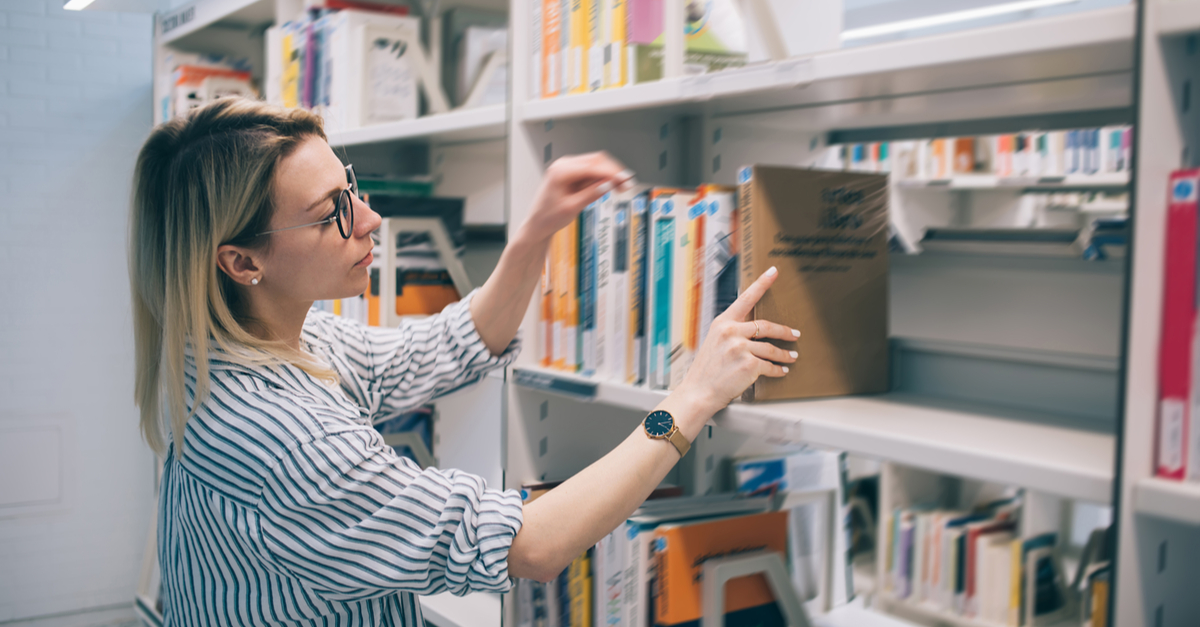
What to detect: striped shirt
<box><xmin>159</xmin><ymin>291</ymin><xmax>523</xmax><ymax>626</ymax></box>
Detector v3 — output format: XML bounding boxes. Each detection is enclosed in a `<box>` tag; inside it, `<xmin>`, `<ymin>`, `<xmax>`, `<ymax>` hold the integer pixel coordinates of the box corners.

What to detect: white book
<box><xmin>325</xmin><ymin>10</ymin><xmax>421</xmax><ymax>133</ymax></box>
<box><xmin>604</xmin><ymin>193</ymin><xmax>629</xmax><ymax>382</ymax></box>
<box><xmin>695</xmin><ymin>186</ymin><xmax>737</xmax><ymax>350</ymax></box>
<box><xmin>594</xmin><ymin>192</ymin><xmax>615</xmax><ymax>380</ymax></box>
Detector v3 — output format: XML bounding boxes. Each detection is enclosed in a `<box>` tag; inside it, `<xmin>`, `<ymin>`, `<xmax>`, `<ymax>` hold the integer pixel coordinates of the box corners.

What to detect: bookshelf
<box><xmin>1110</xmin><ymin>0</ymin><xmax>1200</xmax><ymax>624</ymax></box>
<box><xmin>506</xmin><ymin>1</ymin><xmax>1133</xmax><ymax>626</ymax></box>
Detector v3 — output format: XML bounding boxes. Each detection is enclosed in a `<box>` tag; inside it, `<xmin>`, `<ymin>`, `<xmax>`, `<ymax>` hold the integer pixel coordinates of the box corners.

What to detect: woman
<box><xmin>131</xmin><ymin>98</ymin><xmax>798</xmax><ymax>625</ymax></box>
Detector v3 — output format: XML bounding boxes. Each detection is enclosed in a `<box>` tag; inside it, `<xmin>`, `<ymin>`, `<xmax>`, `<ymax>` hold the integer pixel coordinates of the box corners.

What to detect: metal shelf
<box><xmin>512</xmin><ymin>367</ymin><xmax>1114</xmax><ymax>503</ymax></box>
<box><xmin>894</xmin><ymin>172</ymin><xmax>1130</xmax><ymax>192</ymax></box>
<box><xmin>1134</xmin><ymin>477</ymin><xmax>1200</xmax><ymax>526</ymax></box>
<box><xmin>520</xmin><ymin>5</ymin><xmax>1133</xmax><ymax>125</ymax></box>
<box><xmin>420</xmin><ymin>592</ymin><xmax>501</xmax><ymax>627</ymax></box>
<box><xmin>327</xmin><ymin>105</ymin><xmax>507</xmax><ymax>147</ymax></box>
<box><xmin>156</xmin><ymin>0</ymin><xmax>274</xmax><ymax>46</ymax></box>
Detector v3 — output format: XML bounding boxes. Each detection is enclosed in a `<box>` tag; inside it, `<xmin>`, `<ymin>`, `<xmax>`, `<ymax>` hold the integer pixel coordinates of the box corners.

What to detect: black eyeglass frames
<box><xmin>256</xmin><ymin>164</ymin><xmax>358</xmax><ymax>239</ymax></box>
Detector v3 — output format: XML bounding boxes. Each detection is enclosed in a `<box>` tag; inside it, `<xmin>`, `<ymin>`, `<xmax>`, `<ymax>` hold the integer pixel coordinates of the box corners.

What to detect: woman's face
<box><xmin>261</xmin><ymin>136</ymin><xmax>382</xmax><ymax>303</ymax></box>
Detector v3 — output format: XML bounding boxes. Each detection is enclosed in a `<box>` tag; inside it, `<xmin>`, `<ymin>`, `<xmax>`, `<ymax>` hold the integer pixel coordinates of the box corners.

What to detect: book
<box><xmin>567</xmin><ymin>218</ymin><xmax>581</xmax><ymax>371</ymax></box>
<box><xmin>691</xmin><ymin>185</ymin><xmax>738</xmax><ymax>351</ymax></box>
<box><xmin>580</xmin><ymin>201</ymin><xmax>599</xmax><ymax>375</ymax></box>
<box><xmin>1158</xmin><ymin>169</ymin><xmax>1200</xmax><ymax>479</ymax></box>
<box><xmin>736</xmin><ymin>166</ymin><xmax>889</xmax><ymax>402</ymax></box>
<box><xmin>593</xmin><ymin>193</ymin><xmax>616</xmax><ymax>379</ymax></box>
<box><xmin>669</xmin><ymin>188</ymin><xmax>701</xmax><ymax>390</ymax></box>
<box><xmin>600</xmin><ymin>192</ymin><xmax>625</xmax><ymax>381</ymax></box>
<box><xmin>652</xmin><ymin>511</ymin><xmax>788</xmax><ymax>626</ymax></box>
<box><xmin>552</xmin><ymin>227</ymin><xmax>568</xmax><ymax>369</ymax></box>
<box><xmin>647</xmin><ymin>188</ymin><xmax>686</xmax><ymax>389</ymax></box>
<box><xmin>624</xmin><ymin>0</ymin><xmax>747</xmax><ymax>84</ymax></box>
<box><xmin>627</xmin><ymin>189</ymin><xmax>651</xmax><ymax>384</ymax></box>
<box><xmin>543</xmin><ymin>0</ymin><xmax>562</xmax><ymax>98</ymax></box>
<box><xmin>607</xmin><ymin>0</ymin><xmax>626</xmax><ymax>88</ymax></box>
<box><xmin>531</xmin><ymin>0</ymin><xmax>543</xmax><ymax>99</ymax></box>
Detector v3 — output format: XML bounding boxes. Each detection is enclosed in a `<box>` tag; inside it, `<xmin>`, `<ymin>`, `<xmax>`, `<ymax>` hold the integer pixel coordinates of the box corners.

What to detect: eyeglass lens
<box><xmin>336</xmin><ymin>165</ymin><xmax>356</xmax><ymax>239</ymax></box>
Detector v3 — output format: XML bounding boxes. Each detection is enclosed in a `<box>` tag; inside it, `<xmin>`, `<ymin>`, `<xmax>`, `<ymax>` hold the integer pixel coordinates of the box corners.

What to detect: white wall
<box><xmin>0</xmin><ymin>0</ymin><xmax>155</xmax><ymax>621</ymax></box>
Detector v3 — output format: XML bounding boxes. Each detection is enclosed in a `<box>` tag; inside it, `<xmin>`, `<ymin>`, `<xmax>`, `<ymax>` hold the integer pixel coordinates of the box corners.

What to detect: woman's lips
<box><xmin>355</xmin><ymin>250</ymin><xmax>373</xmax><ymax>267</ymax></box>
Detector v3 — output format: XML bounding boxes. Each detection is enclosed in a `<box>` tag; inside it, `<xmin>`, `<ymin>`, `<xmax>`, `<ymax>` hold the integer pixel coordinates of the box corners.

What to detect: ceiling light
<box><xmin>842</xmin><ymin>0</ymin><xmax>1079</xmax><ymax>41</ymax></box>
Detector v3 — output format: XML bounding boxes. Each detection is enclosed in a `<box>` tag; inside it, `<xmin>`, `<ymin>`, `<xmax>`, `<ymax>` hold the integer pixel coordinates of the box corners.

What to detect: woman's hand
<box><xmin>522</xmin><ymin>152</ymin><xmax>635</xmax><ymax>243</ymax></box>
<box><xmin>674</xmin><ymin>266</ymin><xmax>799</xmax><ymax>419</ymax></box>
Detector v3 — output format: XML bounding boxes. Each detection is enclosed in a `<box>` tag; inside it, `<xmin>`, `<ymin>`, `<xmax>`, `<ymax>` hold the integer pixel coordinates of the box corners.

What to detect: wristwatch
<box><xmin>643</xmin><ymin>410</ymin><xmax>690</xmax><ymax>458</ymax></box>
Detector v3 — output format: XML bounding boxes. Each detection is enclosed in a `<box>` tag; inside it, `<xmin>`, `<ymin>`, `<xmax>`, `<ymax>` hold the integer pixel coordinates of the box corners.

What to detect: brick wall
<box><xmin>0</xmin><ymin>0</ymin><xmax>154</xmax><ymax>620</ymax></box>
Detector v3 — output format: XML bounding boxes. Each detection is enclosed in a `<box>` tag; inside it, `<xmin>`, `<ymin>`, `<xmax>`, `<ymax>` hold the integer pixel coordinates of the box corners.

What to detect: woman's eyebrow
<box><xmin>304</xmin><ymin>186</ymin><xmax>343</xmax><ymax>214</ymax></box>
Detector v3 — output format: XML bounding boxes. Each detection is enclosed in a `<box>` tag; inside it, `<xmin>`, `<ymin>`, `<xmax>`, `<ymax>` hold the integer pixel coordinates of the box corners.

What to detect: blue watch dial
<box><xmin>644</xmin><ymin>410</ymin><xmax>675</xmax><ymax>437</ymax></box>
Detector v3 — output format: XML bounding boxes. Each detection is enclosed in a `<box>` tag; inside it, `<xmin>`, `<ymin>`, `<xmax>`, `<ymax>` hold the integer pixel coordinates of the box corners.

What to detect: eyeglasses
<box><xmin>257</xmin><ymin>164</ymin><xmax>358</xmax><ymax>239</ymax></box>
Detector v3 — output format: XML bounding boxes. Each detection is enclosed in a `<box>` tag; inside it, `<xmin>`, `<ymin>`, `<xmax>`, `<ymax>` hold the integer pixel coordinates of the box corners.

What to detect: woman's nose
<box><xmin>353</xmin><ymin>195</ymin><xmax>382</xmax><ymax>238</ymax></box>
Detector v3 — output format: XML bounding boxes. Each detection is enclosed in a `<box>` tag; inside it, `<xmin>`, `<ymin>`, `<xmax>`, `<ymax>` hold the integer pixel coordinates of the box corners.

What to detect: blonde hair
<box><xmin>131</xmin><ymin>98</ymin><xmax>336</xmax><ymax>458</ymax></box>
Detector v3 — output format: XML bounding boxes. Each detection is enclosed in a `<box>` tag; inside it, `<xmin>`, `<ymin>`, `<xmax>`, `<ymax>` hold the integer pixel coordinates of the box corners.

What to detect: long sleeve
<box><xmin>306</xmin><ymin>290</ymin><xmax>520</xmax><ymax>419</ymax></box>
<box><xmin>256</xmin><ymin>426</ymin><xmax>524</xmax><ymax>603</ymax></box>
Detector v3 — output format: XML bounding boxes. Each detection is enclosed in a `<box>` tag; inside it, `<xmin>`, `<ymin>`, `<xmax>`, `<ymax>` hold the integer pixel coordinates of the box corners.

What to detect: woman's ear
<box><xmin>216</xmin><ymin>245</ymin><xmax>264</xmax><ymax>286</ymax></box>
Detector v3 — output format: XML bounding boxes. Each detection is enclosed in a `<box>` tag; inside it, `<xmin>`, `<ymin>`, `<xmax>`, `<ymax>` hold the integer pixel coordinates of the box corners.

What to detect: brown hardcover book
<box><xmin>736</xmin><ymin>165</ymin><xmax>890</xmax><ymax>402</ymax></box>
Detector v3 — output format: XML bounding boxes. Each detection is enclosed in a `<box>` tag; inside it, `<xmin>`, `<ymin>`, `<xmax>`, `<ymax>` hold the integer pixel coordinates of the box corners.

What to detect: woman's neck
<box><xmin>242</xmin><ymin>291</ymin><xmax>313</xmax><ymax>351</ymax></box>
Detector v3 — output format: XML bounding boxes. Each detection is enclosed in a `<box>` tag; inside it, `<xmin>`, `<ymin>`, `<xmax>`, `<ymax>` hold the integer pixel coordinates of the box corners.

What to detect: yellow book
<box><xmin>667</xmin><ymin>188</ymin><xmax>698</xmax><ymax>390</ymax></box>
<box><xmin>281</xmin><ymin>25</ymin><xmax>300</xmax><ymax>108</ymax></box>
<box><xmin>542</xmin><ymin>0</ymin><xmax>562</xmax><ymax>98</ymax></box>
<box><xmin>586</xmin><ymin>0</ymin><xmax>602</xmax><ymax>92</ymax></box>
<box><xmin>1009</xmin><ymin>537</ymin><xmax>1023</xmax><ymax>626</ymax></box>
<box><xmin>569</xmin><ymin>0</ymin><xmax>590</xmax><ymax>94</ymax></box>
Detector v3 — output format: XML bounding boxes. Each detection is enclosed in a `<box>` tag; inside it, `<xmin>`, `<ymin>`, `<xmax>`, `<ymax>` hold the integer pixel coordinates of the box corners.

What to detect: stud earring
<box><xmin>251</xmin><ymin>277</ymin><xmax>260</xmax><ymax>285</ymax></box>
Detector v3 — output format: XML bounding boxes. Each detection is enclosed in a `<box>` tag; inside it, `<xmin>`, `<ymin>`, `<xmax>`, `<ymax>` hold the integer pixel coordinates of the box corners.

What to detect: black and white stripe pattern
<box><xmin>159</xmin><ymin>291</ymin><xmax>523</xmax><ymax>626</ymax></box>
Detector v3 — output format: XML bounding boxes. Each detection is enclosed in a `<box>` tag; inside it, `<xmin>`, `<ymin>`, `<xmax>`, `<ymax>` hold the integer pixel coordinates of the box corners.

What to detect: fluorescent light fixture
<box><xmin>63</xmin><ymin>0</ymin><xmax>97</xmax><ymax>9</ymax></box>
<box><xmin>842</xmin><ymin>0</ymin><xmax>1079</xmax><ymax>40</ymax></box>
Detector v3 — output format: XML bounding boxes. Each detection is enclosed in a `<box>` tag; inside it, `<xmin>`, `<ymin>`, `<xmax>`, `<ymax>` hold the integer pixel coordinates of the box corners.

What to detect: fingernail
<box><xmin>598</xmin><ymin>181</ymin><xmax>614</xmax><ymax>195</ymax></box>
<box><xmin>789</xmin><ymin>351</ymin><xmax>797</xmax><ymax>358</ymax></box>
<box><xmin>765</xmin><ymin>266</ymin><xmax>777</xmax><ymax>277</ymax></box>
<box><xmin>782</xmin><ymin>366</ymin><xmax>789</xmax><ymax>373</ymax></box>
<box><xmin>618</xmin><ymin>169</ymin><xmax>635</xmax><ymax>182</ymax></box>
<box><xmin>791</xmin><ymin>329</ymin><xmax>801</xmax><ymax>337</ymax></box>
<box><xmin>619</xmin><ymin>177</ymin><xmax>638</xmax><ymax>192</ymax></box>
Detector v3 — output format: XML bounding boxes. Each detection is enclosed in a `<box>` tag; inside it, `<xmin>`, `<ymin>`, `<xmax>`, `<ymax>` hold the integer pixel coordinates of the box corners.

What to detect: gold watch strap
<box><xmin>667</xmin><ymin>428</ymin><xmax>690</xmax><ymax>458</ymax></box>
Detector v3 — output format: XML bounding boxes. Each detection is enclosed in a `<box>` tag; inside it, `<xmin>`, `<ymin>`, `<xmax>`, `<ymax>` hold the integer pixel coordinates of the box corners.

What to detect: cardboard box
<box><xmin>736</xmin><ymin>165</ymin><xmax>890</xmax><ymax>401</ymax></box>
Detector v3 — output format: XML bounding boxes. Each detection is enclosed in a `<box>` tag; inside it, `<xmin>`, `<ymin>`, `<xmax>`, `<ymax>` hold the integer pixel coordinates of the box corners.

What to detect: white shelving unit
<box><xmin>1112</xmin><ymin>1</ymin><xmax>1200</xmax><ymax>626</ymax></box>
<box><xmin>505</xmin><ymin>2</ymin><xmax>1133</xmax><ymax>627</ymax></box>
<box><xmin>1134</xmin><ymin>478</ymin><xmax>1200</xmax><ymax>526</ymax></box>
<box><xmin>327</xmin><ymin>103</ymin><xmax>506</xmax><ymax>147</ymax></box>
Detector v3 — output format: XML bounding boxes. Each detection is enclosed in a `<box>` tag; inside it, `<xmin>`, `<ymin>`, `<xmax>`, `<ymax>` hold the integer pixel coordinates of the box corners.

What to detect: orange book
<box><xmin>653</xmin><ymin>511</ymin><xmax>789</xmax><ymax>626</ymax></box>
<box><xmin>394</xmin><ymin>270</ymin><xmax>460</xmax><ymax>317</ymax></box>
<box><xmin>552</xmin><ymin>227</ymin><xmax>568</xmax><ymax>369</ymax></box>
<box><xmin>540</xmin><ymin>254</ymin><xmax>554</xmax><ymax>367</ymax></box>
<box><xmin>565</xmin><ymin>218</ymin><xmax>580</xmax><ymax>371</ymax></box>
<box><xmin>542</xmin><ymin>0</ymin><xmax>563</xmax><ymax>98</ymax></box>
<box><xmin>953</xmin><ymin>138</ymin><xmax>976</xmax><ymax>174</ymax></box>
<box><xmin>683</xmin><ymin>206</ymin><xmax>704</xmax><ymax>353</ymax></box>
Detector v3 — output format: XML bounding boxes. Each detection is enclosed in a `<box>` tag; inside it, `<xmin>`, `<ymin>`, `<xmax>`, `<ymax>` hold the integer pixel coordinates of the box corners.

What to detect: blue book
<box><xmin>580</xmin><ymin>202</ymin><xmax>598</xmax><ymax>376</ymax></box>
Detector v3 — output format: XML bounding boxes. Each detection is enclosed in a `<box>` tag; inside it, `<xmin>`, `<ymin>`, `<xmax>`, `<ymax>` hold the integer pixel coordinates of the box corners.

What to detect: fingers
<box><xmin>748</xmin><ymin>340</ymin><xmax>798</xmax><ymax>367</ymax></box>
<box><xmin>739</xmin><ymin>319</ymin><xmax>800</xmax><ymax>342</ymax></box>
<box><xmin>549</xmin><ymin>152</ymin><xmax>635</xmax><ymax>195</ymax></box>
<box><xmin>565</xmin><ymin>169</ymin><xmax>638</xmax><ymax>210</ymax></box>
<box><xmin>723</xmin><ymin>266</ymin><xmax>778</xmax><ymax>321</ymax></box>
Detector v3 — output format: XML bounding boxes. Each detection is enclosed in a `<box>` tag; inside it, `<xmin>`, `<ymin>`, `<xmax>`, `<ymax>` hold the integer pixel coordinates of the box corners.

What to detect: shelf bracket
<box><xmin>701</xmin><ymin>551</ymin><xmax>813</xmax><ymax>627</ymax></box>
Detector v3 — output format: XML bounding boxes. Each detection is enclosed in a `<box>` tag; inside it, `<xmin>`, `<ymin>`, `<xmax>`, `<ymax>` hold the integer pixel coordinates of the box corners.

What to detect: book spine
<box><xmin>649</xmin><ymin>199</ymin><xmax>674</xmax><ymax>390</ymax></box>
<box><xmin>543</xmin><ymin>0</ymin><xmax>561</xmax><ymax>98</ymax></box>
<box><xmin>588</xmin><ymin>0</ymin><xmax>603</xmax><ymax>92</ymax></box>
<box><xmin>595</xmin><ymin>195</ymin><xmax>613</xmax><ymax>379</ymax></box>
<box><xmin>1158</xmin><ymin>169</ymin><xmax>1200</xmax><ymax>479</ymax></box>
<box><xmin>608</xmin><ymin>0</ymin><xmax>626</xmax><ymax>88</ymax></box>
<box><xmin>1161</xmin><ymin>168</ymin><xmax>1200</xmax><ymax>475</ymax></box>
<box><xmin>541</xmin><ymin>250</ymin><xmax>553</xmax><ymax>367</ymax></box>
<box><xmin>580</xmin><ymin>202</ymin><xmax>598</xmax><ymax>376</ymax></box>
<box><xmin>569</xmin><ymin>0</ymin><xmax>586</xmax><ymax>94</ymax></box>
<box><xmin>552</xmin><ymin>228</ymin><xmax>566</xmax><ymax>369</ymax></box>
<box><xmin>568</xmin><ymin>217</ymin><xmax>581</xmax><ymax>371</ymax></box>
<box><xmin>629</xmin><ymin>193</ymin><xmax>649</xmax><ymax>385</ymax></box>
<box><xmin>625</xmin><ymin>525</ymin><xmax>646</xmax><ymax>627</ymax></box>
<box><xmin>736</xmin><ymin>167</ymin><xmax>756</xmax><ymax>401</ymax></box>
<box><xmin>669</xmin><ymin>192</ymin><xmax>699</xmax><ymax>390</ymax></box>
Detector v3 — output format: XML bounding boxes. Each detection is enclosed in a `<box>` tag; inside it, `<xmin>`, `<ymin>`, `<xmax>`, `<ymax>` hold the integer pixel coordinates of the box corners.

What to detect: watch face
<box><xmin>644</xmin><ymin>410</ymin><xmax>674</xmax><ymax>437</ymax></box>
